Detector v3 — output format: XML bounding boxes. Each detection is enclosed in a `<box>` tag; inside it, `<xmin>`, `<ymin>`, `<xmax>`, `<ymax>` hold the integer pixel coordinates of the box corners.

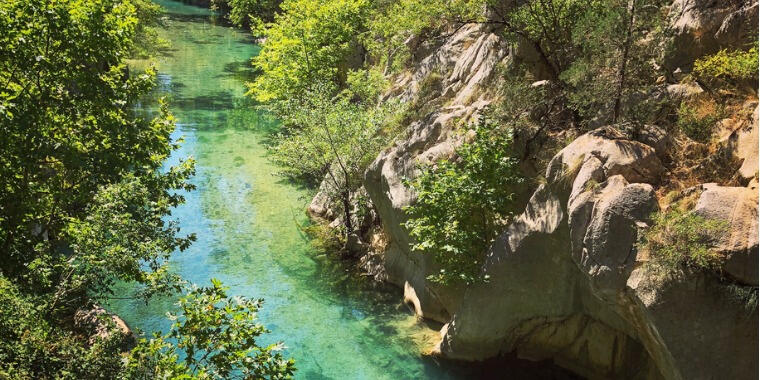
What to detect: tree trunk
<box><xmin>612</xmin><ymin>0</ymin><xmax>637</xmax><ymax>123</ymax></box>
<box><xmin>342</xmin><ymin>191</ymin><xmax>353</xmax><ymax>238</ymax></box>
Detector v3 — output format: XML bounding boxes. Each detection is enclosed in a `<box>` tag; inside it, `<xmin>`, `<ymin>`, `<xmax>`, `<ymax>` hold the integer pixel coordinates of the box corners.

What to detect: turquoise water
<box><xmin>110</xmin><ymin>2</ymin><xmax>575</xmax><ymax>379</ymax></box>
<box><xmin>111</xmin><ymin>2</ymin><xmax>462</xmax><ymax>379</ymax></box>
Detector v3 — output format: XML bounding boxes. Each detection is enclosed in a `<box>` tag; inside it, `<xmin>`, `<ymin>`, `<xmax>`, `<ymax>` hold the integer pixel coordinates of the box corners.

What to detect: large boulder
<box><xmin>626</xmin><ymin>266</ymin><xmax>759</xmax><ymax>380</ymax></box>
<box><xmin>74</xmin><ymin>305</ymin><xmax>135</xmax><ymax>351</ymax></box>
<box><xmin>693</xmin><ymin>184</ymin><xmax>759</xmax><ymax>285</ymax></box>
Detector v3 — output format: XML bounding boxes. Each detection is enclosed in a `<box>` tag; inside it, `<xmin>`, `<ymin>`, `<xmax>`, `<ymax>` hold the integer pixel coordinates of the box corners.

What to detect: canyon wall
<box><xmin>310</xmin><ymin>1</ymin><xmax>759</xmax><ymax>378</ymax></box>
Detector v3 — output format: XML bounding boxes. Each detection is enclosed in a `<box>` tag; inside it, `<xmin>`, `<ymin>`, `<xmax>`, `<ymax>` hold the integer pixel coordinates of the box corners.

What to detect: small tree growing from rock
<box><xmin>270</xmin><ymin>83</ymin><xmax>400</xmax><ymax>245</ymax></box>
<box><xmin>404</xmin><ymin>117</ymin><xmax>524</xmax><ymax>284</ymax></box>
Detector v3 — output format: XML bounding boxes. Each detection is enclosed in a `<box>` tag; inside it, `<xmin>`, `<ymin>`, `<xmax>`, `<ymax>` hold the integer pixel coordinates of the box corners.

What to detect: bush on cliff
<box><xmin>404</xmin><ymin>118</ymin><xmax>524</xmax><ymax>284</ymax></box>
<box><xmin>640</xmin><ymin>207</ymin><xmax>728</xmax><ymax>274</ymax></box>
<box><xmin>693</xmin><ymin>46</ymin><xmax>759</xmax><ymax>92</ymax></box>
<box><xmin>269</xmin><ymin>83</ymin><xmax>401</xmax><ymax>240</ymax></box>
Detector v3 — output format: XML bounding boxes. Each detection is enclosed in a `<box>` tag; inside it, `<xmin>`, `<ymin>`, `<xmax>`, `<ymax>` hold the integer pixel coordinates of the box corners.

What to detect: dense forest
<box><xmin>1</xmin><ymin>0</ymin><xmax>757</xmax><ymax>378</ymax></box>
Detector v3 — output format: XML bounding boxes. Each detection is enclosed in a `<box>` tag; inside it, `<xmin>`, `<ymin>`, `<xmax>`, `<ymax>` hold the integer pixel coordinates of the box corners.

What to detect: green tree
<box><xmin>693</xmin><ymin>46</ymin><xmax>759</xmax><ymax>93</ymax></box>
<box><xmin>366</xmin><ymin>0</ymin><xmax>485</xmax><ymax>72</ymax></box>
<box><xmin>249</xmin><ymin>0</ymin><xmax>370</xmax><ymax>102</ymax></box>
<box><xmin>0</xmin><ymin>1</ymin><xmax>295</xmax><ymax>378</ymax></box>
<box><xmin>124</xmin><ymin>280</ymin><xmax>295</xmax><ymax>380</ymax></box>
<box><xmin>131</xmin><ymin>0</ymin><xmax>170</xmax><ymax>58</ymax></box>
<box><xmin>0</xmin><ymin>0</ymin><xmax>193</xmax><ymax>307</ymax></box>
<box><xmin>561</xmin><ymin>0</ymin><xmax>667</xmax><ymax>124</ymax></box>
<box><xmin>640</xmin><ymin>207</ymin><xmax>728</xmax><ymax>274</ymax></box>
<box><xmin>211</xmin><ymin>0</ymin><xmax>282</xmax><ymax>30</ymax></box>
<box><xmin>0</xmin><ymin>275</ymin><xmax>127</xmax><ymax>379</ymax></box>
<box><xmin>404</xmin><ymin>118</ymin><xmax>524</xmax><ymax>284</ymax></box>
<box><xmin>270</xmin><ymin>83</ymin><xmax>399</xmax><ymax>240</ymax></box>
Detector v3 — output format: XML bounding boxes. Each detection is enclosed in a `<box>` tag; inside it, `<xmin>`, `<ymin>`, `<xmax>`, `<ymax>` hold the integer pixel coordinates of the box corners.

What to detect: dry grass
<box><xmin>656</xmin><ymin>96</ymin><xmax>753</xmax><ymax>201</ymax></box>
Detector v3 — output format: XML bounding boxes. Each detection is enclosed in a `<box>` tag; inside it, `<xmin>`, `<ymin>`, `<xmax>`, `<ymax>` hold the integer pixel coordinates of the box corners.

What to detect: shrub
<box><xmin>722</xmin><ymin>283</ymin><xmax>759</xmax><ymax>315</ymax></box>
<box><xmin>303</xmin><ymin>222</ymin><xmax>345</xmax><ymax>253</ymax></box>
<box><xmin>693</xmin><ymin>46</ymin><xmax>759</xmax><ymax>90</ymax></box>
<box><xmin>0</xmin><ymin>276</ymin><xmax>126</xmax><ymax>379</ymax></box>
<box><xmin>124</xmin><ymin>279</ymin><xmax>295</xmax><ymax>379</ymax></box>
<box><xmin>676</xmin><ymin>100</ymin><xmax>723</xmax><ymax>143</ymax></box>
<box><xmin>640</xmin><ymin>207</ymin><xmax>728</xmax><ymax>274</ymax></box>
<box><xmin>403</xmin><ymin>118</ymin><xmax>524</xmax><ymax>285</ymax></box>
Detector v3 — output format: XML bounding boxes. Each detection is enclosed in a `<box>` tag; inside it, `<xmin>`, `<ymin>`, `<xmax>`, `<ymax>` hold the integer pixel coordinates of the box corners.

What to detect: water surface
<box><xmin>112</xmin><ymin>2</ymin><xmax>458</xmax><ymax>379</ymax></box>
<box><xmin>111</xmin><ymin>2</ymin><xmax>577</xmax><ymax>379</ymax></box>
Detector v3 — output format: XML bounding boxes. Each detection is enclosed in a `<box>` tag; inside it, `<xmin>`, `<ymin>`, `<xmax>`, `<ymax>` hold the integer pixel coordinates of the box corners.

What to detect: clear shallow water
<box><xmin>110</xmin><ymin>2</ymin><xmax>462</xmax><ymax>379</ymax></box>
<box><xmin>111</xmin><ymin>2</ymin><xmax>578</xmax><ymax>379</ymax></box>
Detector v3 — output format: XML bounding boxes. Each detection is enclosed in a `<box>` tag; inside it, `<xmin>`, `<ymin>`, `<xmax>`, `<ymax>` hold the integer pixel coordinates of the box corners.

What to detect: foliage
<box><xmin>503</xmin><ymin>0</ymin><xmax>589</xmax><ymax>78</ymax></box>
<box><xmin>269</xmin><ymin>83</ymin><xmax>401</xmax><ymax>238</ymax></box>
<box><xmin>693</xmin><ymin>46</ymin><xmax>759</xmax><ymax>91</ymax></box>
<box><xmin>130</xmin><ymin>0</ymin><xmax>170</xmax><ymax>58</ymax></box>
<box><xmin>404</xmin><ymin>118</ymin><xmax>524</xmax><ymax>284</ymax></box>
<box><xmin>0</xmin><ymin>0</ymin><xmax>197</xmax><ymax>307</ymax></box>
<box><xmin>366</xmin><ymin>0</ymin><xmax>485</xmax><ymax>71</ymax></box>
<box><xmin>676</xmin><ymin>100</ymin><xmax>723</xmax><ymax>143</ymax></box>
<box><xmin>0</xmin><ymin>2</ymin><xmax>296</xmax><ymax>378</ymax></box>
<box><xmin>640</xmin><ymin>207</ymin><xmax>729</xmax><ymax>274</ymax></box>
<box><xmin>0</xmin><ymin>275</ymin><xmax>127</xmax><ymax>379</ymax></box>
<box><xmin>210</xmin><ymin>0</ymin><xmax>282</xmax><ymax>30</ymax></box>
<box><xmin>124</xmin><ymin>279</ymin><xmax>295</xmax><ymax>380</ymax></box>
<box><xmin>722</xmin><ymin>282</ymin><xmax>759</xmax><ymax>315</ymax></box>
<box><xmin>302</xmin><ymin>223</ymin><xmax>345</xmax><ymax>253</ymax></box>
<box><xmin>345</xmin><ymin>68</ymin><xmax>387</xmax><ymax>104</ymax></box>
<box><xmin>249</xmin><ymin>0</ymin><xmax>370</xmax><ymax>102</ymax></box>
<box><xmin>561</xmin><ymin>0</ymin><xmax>667</xmax><ymax>124</ymax></box>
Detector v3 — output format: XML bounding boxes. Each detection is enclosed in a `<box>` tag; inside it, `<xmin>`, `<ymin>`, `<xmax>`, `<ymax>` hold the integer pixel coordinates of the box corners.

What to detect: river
<box><xmin>111</xmin><ymin>2</ymin><xmax>571</xmax><ymax>379</ymax></box>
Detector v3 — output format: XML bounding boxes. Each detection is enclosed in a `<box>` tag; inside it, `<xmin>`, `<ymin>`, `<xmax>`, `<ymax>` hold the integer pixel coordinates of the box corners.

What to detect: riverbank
<box><xmin>111</xmin><ymin>2</ymin><xmax>499</xmax><ymax>378</ymax></box>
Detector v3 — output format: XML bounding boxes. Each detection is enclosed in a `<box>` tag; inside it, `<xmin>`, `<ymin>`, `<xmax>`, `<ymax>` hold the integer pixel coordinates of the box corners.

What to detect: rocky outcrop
<box><xmin>665</xmin><ymin>0</ymin><xmax>758</xmax><ymax>72</ymax></box>
<box><xmin>308</xmin><ymin>0</ymin><xmax>758</xmax><ymax>377</ymax></box>
<box><xmin>694</xmin><ymin>184</ymin><xmax>759</xmax><ymax>285</ymax></box>
<box><xmin>74</xmin><ymin>305</ymin><xmax>136</xmax><ymax>351</ymax></box>
<box><xmin>435</xmin><ymin>126</ymin><xmax>757</xmax><ymax>379</ymax></box>
<box><xmin>361</xmin><ymin>23</ymin><xmax>510</xmax><ymax>322</ymax></box>
<box><xmin>736</xmin><ymin>105</ymin><xmax>759</xmax><ymax>184</ymax></box>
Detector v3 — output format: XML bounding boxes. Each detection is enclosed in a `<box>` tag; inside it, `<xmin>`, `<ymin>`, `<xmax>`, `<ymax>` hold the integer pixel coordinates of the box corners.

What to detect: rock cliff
<box><xmin>309</xmin><ymin>0</ymin><xmax>758</xmax><ymax>378</ymax></box>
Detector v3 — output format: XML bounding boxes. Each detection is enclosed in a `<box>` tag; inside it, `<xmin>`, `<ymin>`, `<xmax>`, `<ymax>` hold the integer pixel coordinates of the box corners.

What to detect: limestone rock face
<box><xmin>363</xmin><ymin>23</ymin><xmax>509</xmax><ymax>323</ymax></box>
<box><xmin>694</xmin><ymin>184</ymin><xmax>759</xmax><ymax>285</ymax></box>
<box><xmin>435</xmin><ymin>126</ymin><xmax>757</xmax><ymax>379</ymax></box>
<box><xmin>626</xmin><ymin>267</ymin><xmax>759</xmax><ymax>380</ymax></box>
<box><xmin>665</xmin><ymin>0</ymin><xmax>758</xmax><ymax>72</ymax></box>
<box><xmin>736</xmin><ymin>105</ymin><xmax>759</xmax><ymax>184</ymax></box>
<box><xmin>308</xmin><ymin>3</ymin><xmax>758</xmax><ymax>376</ymax></box>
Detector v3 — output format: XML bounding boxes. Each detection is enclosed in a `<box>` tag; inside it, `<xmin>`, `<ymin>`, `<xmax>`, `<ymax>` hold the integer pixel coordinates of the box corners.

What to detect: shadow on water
<box><xmin>171</xmin><ymin>91</ymin><xmax>236</xmax><ymax>110</ymax></box>
<box><xmin>216</xmin><ymin>60</ymin><xmax>260</xmax><ymax>82</ymax></box>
